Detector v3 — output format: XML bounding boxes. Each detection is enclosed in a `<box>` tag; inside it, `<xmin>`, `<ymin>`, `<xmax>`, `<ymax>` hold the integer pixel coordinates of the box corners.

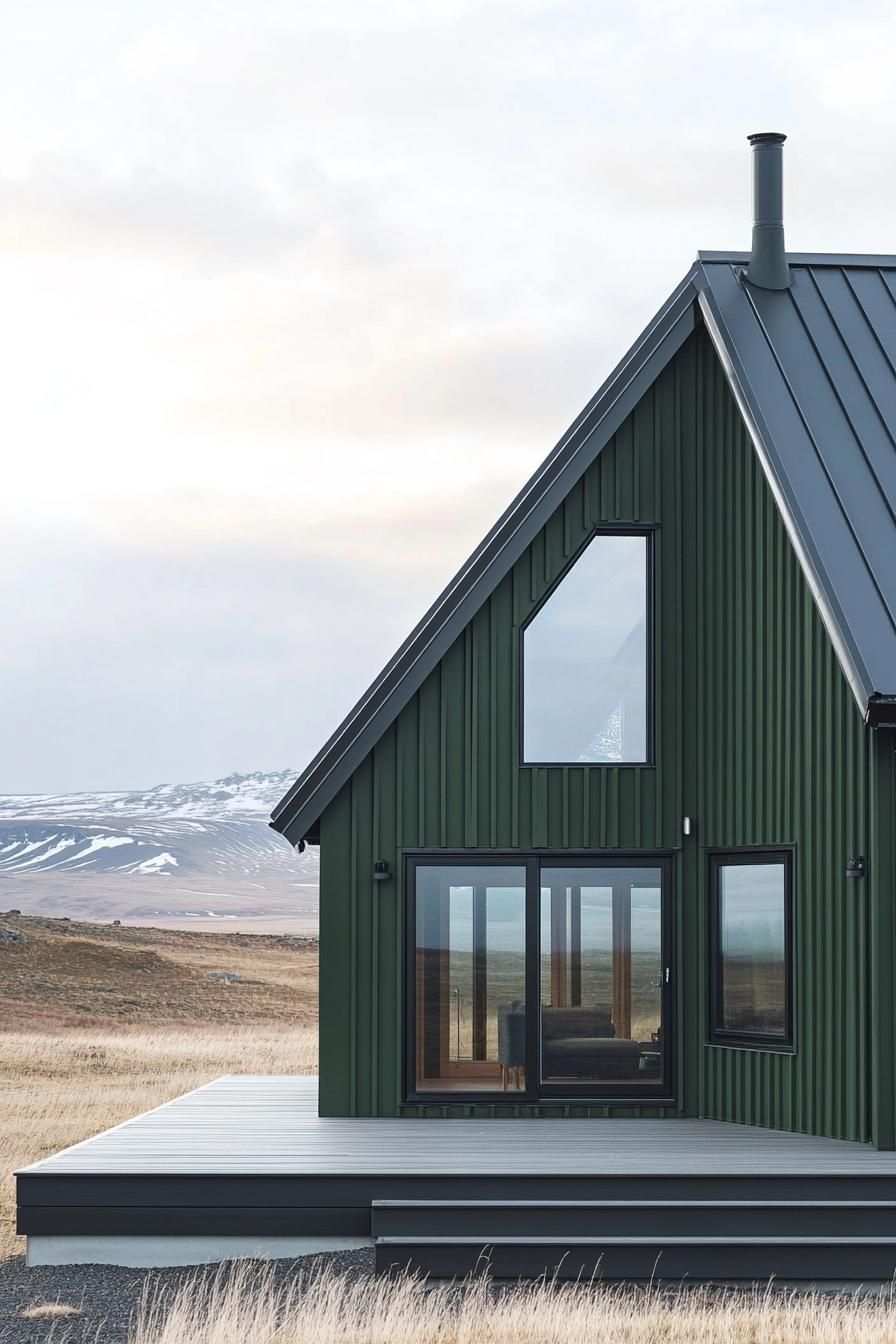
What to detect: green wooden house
<box><xmin>272</xmin><ymin>132</ymin><xmax>896</xmax><ymax>1147</ymax></box>
<box><xmin>20</xmin><ymin>133</ymin><xmax>896</xmax><ymax>1282</ymax></box>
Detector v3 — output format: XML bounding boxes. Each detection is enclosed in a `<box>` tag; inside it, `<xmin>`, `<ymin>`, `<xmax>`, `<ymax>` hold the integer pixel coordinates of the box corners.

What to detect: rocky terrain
<box><xmin>0</xmin><ymin>910</ymin><xmax>317</xmax><ymax>1028</ymax></box>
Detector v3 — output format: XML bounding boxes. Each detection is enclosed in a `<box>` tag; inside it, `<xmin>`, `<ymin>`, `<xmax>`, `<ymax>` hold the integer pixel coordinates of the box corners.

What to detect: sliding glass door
<box><xmin>407</xmin><ymin>854</ymin><xmax>672</xmax><ymax>1102</ymax></box>
<box><xmin>413</xmin><ymin>863</ymin><xmax>528</xmax><ymax>1093</ymax></box>
<box><xmin>540</xmin><ymin>866</ymin><xmax>668</xmax><ymax>1095</ymax></box>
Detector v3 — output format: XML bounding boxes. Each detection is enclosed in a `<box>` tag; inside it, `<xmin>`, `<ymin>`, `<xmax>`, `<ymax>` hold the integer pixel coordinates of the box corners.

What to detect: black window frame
<box><xmin>403</xmin><ymin>848</ymin><xmax>676</xmax><ymax>1107</ymax></box>
<box><xmin>517</xmin><ymin>523</ymin><xmax>656</xmax><ymax>770</ymax></box>
<box><xmin>708</xmin><ymin>847</ymin><xmax>794</xmax><ymax>1052</ymax></box>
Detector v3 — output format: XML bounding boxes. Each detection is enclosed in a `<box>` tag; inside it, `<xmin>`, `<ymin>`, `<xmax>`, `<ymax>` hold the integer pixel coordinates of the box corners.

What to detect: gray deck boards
<box><xmin>19</xmin><ymin>1077</ymin><xmax>896</xmax><ymax>1177</ymax></box>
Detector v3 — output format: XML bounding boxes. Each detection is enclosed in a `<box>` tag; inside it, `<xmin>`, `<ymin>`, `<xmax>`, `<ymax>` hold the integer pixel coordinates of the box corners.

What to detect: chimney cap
<box><xmin>748</xmin><ymin>131</ymin><xmax>787</xmax><ymax>146</ymax></box>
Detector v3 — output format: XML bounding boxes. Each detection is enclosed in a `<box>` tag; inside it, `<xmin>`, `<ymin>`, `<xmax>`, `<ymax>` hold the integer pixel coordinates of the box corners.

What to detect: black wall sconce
<box><xmin>845</xmin><ymin>855</ymin><xmax>865</xmax><ymax>880</ymax></box>
<box><xmin>373</xmin><ymin>859</ymin><xmax>392</xmax><ymax>882</ymax></box>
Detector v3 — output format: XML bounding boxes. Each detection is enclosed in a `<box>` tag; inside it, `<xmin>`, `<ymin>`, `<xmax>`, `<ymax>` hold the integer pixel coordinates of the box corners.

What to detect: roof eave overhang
<box><xmin>867</xmin><ymin>697</ymin><xmax>896</xmax><ymax>729</ymax></box>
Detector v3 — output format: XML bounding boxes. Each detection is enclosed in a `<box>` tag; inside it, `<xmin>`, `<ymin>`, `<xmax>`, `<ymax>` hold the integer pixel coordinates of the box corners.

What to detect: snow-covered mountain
<box><xmin>0</xmin><ymin>769</ymin><xmax>299</xmax><ymax>824</ymax></box>
<box><xmin>0</xmin><ymin>771</ymin><xmax>318</xmax><ymax>930</ymax></box>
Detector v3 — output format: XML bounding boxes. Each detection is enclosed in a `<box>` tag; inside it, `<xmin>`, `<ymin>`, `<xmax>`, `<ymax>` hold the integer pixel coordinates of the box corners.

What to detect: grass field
<box><xmin>133</xmin><ymin>1261</ymin><xmax>896</xmax><ymax>1344</ymax></box>
<box><xmin>5</xmin><ymin>911</ymin><xmax>896</xmax><ymax>1342</ymax></box>
<box><xmin>0</xmin><ymin>912</ymin><xmax>318</xmax><ymax>1260</ymax></box>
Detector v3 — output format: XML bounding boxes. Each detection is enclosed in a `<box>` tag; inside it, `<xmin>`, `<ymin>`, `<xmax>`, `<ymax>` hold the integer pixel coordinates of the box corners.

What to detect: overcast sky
<box><xmin>3</xmin><ymin>0</ymin><xmax>895</xmax><ymax>793</ymax></box>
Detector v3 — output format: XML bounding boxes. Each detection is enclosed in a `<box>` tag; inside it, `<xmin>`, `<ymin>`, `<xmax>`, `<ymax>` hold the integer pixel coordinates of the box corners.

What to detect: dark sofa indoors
<box><xmin>498</xmin><ymin>1003</ymin><xmax>642</xmax><ymax>1085</ymax></box>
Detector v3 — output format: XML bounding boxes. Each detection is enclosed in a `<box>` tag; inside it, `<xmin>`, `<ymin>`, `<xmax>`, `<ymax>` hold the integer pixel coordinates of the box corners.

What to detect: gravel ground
<box><xmin>0</xmin><ymin>1249</ymin><xmax>376</xmax><ymax>1344</ymax></box>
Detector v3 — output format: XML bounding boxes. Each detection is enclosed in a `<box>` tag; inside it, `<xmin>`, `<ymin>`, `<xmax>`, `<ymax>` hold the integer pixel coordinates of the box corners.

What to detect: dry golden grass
<box><xmin>0</xmin><ymin>912</ymin><xmax>318</xmax><ymax>1028</ymax></box>
<box><xmin>0</xmin><ymin>915</ymin><xmax>320</xmax><ymax>1259</ymax></box>
<box><xmin>134</xmin><ymin>1262</ymin><xmax>896</xmax><ymax>1344</ymax></box>
<box><xmin>6</xmin><ymin>916</ymin><xmax>893</xmax><ymax>1342</ymax></box>
<box><xmin>20</xmin><ymin>1302</ymin><xmax>82</xmax><ymax>1319</ymax></box>
<box><xmin>0</xmin><ymin>1024</ymin><xmax>317</xmax><ymax>1259</ymax></box>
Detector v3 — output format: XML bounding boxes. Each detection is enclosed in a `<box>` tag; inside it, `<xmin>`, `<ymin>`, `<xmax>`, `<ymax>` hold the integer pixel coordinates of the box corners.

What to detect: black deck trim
<box><xmin>22</xmin><ymin>1171</ymin><xmax>896</xmax><ymax>1206</ymax></box>
<box><xmin>370</xmin><ymin>1197</ymin><xmax>896</xmax><ymax>1237</ymax></box>
<box><xmin>18</xmin><ymin>1206</ymin><xmax>371</xmax><ymax>1237</ymax></box>
<box><xmin>19</xmin><ymin>1170</ymin><xmax>896</xmax><ymax>1240</ymax></box>
<box><xmin>376</xmin><ymin>1236</ymin><xmax>896</xmax><ymax>1281</ymax></box>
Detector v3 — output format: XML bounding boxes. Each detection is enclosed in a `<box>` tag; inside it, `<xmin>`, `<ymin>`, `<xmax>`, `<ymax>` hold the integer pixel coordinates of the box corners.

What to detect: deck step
<box><xmin>375</xmin><ymin>1234</ymin><xmax>896</xmax><ymax>1281</ymax></box>
<box><xmin>371</xmin><ymin>1199</ymin><xmax>896</xmax><ymax>1239</ymax></box>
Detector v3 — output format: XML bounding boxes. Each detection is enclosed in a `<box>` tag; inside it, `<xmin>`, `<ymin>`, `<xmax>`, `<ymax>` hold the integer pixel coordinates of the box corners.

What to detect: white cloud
<box><xmin>1</xmin><ymin>0</ymin><xmax>895</xmax><ymax>789</ymax></box>
<box><xmin>0</xmin><ymin>482</ymin><xmax>514</xmax><ymax>792</ymax></box>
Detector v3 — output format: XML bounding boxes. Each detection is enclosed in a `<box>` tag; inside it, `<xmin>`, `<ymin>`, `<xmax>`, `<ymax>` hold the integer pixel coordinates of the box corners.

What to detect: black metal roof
<box><xmin>697</xmin><ymin>254</ymin><xmax>896</xmax><ymax>726</ymax></box>
<box><xmin>272</xmin><ymin>254</ymin><xmax>896</xmax><ymax>845</ymax></box>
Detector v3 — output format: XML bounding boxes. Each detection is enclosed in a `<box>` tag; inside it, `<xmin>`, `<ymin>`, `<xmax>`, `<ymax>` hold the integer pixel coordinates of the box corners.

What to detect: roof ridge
<box><xmin>699</xmin><ymin>250</ymin><xmax>896</xmax><ymax>268</ymax></box>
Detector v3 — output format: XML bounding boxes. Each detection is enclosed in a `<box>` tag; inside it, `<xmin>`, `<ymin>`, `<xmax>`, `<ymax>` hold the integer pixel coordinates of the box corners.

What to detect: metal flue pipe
<box><xmin>746</xmin><ymin>131</ymin><xmax>791</xmax><ymax>290</ymax></box>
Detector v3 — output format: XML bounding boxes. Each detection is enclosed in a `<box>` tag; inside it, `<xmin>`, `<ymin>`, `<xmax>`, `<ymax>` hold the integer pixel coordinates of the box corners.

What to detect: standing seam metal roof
<box><xmin>272</xmin><ymin>254</ymin><xmax>896</xmax><ymax>845</ymax></box>
<box><xmin>697</xmin><ymin>254</ymin><xmax>896</xmax><ymax>723</ymax></box>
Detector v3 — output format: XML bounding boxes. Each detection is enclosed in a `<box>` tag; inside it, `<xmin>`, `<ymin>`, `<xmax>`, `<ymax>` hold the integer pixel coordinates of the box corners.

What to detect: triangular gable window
<box><xmin>521</xmin><ymin>531</ymin><xmax>650</xmax><ymax>764</ymax></box>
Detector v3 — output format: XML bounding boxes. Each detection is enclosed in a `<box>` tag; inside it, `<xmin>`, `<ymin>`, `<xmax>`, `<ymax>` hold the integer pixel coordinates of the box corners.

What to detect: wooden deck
<box><xmin>18</xmin><ymin>1076</ymin><xmax>896</xmax><ymax>1177</ymax></box>
<box><xmin>18</xmin><ymin>1077</ymin><xmax>896</xmax><ymax>1277</ymax></box>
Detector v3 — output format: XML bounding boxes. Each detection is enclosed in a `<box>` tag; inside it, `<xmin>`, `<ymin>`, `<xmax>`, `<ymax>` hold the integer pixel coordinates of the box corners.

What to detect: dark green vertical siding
<box><xmin>683</xmin><ymin>336</ymin><xmax>870</xmax><ymax>1141</ymax></box>
<box><xmin>318</xmin><ymin>326</ymin><xmax>875</xmax><ymax>1140</ymax></box>
<box><xmin>870</xmin><ymin>730</ymin><xmax>896</xmax><ymax>1148</ymax></box>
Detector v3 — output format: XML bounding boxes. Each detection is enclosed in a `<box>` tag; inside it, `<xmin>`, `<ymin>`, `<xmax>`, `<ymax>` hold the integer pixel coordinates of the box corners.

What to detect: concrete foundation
<box><xmin>26</xmin><ymin>1234</ymin><xmax>373</xmax><ymax>1268</ymax></box>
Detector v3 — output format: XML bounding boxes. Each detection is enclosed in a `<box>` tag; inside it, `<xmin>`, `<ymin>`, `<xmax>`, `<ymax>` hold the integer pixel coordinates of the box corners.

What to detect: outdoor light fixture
<box><xmin>682</xmin><ymin>816</ymin><xmax>694</xmax><ymax>837</ymax></box>
<box><xmin>845</xmin><ymin>855</ymin><xmax>865</xmax><ymax>880</ymax></box>
<box><xmin>373</xmin><ymin>859</ymin><xmax>392</xmax><ymax>882</ymax></box>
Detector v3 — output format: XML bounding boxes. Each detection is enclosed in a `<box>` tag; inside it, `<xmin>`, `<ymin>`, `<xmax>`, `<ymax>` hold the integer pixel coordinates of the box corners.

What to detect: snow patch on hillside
<box><xmin>0</xmin><ymin>769</ymin><xmax>299</xmax><ymax>822</ymax></box>
<box><xmin>0</xmin><ymin>770</ymin><xmax>318</xmax><ymax>887</ymax></box>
